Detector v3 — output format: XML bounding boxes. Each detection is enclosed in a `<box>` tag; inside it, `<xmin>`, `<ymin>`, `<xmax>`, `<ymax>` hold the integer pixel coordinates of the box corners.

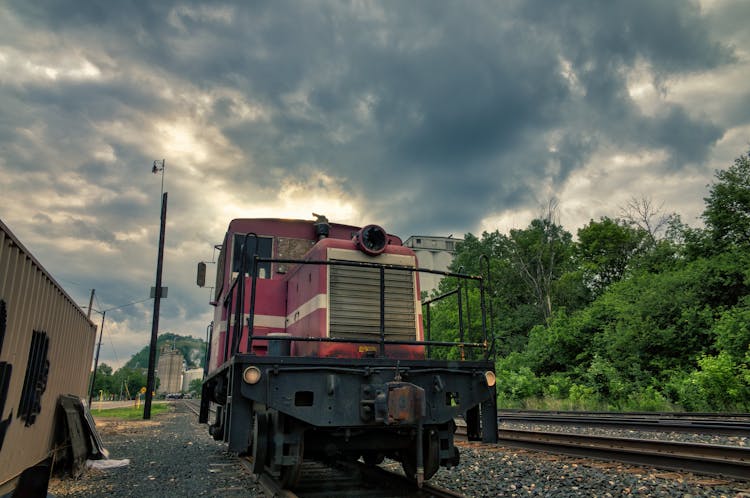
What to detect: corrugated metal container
<box><xmin>0</xmin><ymin>218</ymin><xmax>96</xmax><ymax>491</ymax></box>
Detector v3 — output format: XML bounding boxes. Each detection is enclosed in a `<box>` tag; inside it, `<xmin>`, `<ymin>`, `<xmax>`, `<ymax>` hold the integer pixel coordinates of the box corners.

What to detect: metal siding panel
<box><xmin>0</xmin><ymin>221</ymin><xmax>96</xmax><ymax>489</ymax></box>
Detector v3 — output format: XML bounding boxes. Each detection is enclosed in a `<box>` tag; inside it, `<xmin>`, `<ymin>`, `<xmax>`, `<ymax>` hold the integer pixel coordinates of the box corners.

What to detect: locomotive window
<box><xmin>232</xmin><ymin>234</ymin><xmax>273</xmax><ymax>278</ymax></box>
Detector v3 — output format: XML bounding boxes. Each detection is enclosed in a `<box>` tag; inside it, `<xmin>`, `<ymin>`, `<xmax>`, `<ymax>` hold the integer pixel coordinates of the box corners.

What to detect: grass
<box><xmin>497</xmin><ymin>396</ymin><xmax>682</xmax><ymax>412</ymax></box>
<box><xmin>92</xmin><ymin>402</ymin><xmax>170</xmax><ymax>419</ymax></box>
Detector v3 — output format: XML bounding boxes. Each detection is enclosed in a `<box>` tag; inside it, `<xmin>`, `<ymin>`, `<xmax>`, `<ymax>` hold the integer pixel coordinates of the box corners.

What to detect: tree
<box><xmin>577</xmin><ymin>217</ymin><xmax>647</xmax><ymax>295</ymax></box>
<box><xmin>188</xmin><ymin>378</ymin><xmax>203</xmax><ymax>397</ymax></box>
<box><xmin>620</xmin><ymin>195</ymin><xmax>672</xmax><ymax>245</ymax></box>
<box><xmin>90</xmin><ymin>363</ymin><xmax>115</xmax><ymax>398</ymax></box>
<box><xmin>434</xmin><ymin>230</ymin><xmax>544</xmax><ymax>355</ymax></box>
<box><xmin>508</xmin><ymin>200</ymin><xmax>574</xmax><ymax>320</ymax></box>
<box><xmin>113</xmin><ymin>367</ymin><xmax>148</xmax><ymax>399</ymax></box>
<box><xmin>703</xmin><ymin>152</ymin><xmax>750</xmax><ymax>248</ymax></box>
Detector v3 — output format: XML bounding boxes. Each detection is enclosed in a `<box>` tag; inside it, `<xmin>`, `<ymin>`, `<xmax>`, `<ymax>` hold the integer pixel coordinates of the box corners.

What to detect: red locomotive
<box><xmin>197</xmin><ymin>215</ymin><xmax>497</xmax><ymax>487</ymax></box>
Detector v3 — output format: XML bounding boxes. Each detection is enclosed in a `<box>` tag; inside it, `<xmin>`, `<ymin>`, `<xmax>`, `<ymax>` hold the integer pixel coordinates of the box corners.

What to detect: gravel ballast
<box><xmin>49</xmin><ymin>403</ymin><xmax>263</xmax><ymax>497</ymax></box>
<box><xmin>49</xmin><ymin>403</ymin><xmax>750</xmax><ymax>497</ymax></box>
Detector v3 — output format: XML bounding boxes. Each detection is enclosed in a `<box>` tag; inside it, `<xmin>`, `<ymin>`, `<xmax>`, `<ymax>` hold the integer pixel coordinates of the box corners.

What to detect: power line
<box><xmin>102</xmin><ymin>297</ymin><xmax>152</xmax><ymax>313</ymax></box>
<box><xmin>89</xmin><ymin>296</ymin><xmax>152</xmax><ymax>314</ymax></box>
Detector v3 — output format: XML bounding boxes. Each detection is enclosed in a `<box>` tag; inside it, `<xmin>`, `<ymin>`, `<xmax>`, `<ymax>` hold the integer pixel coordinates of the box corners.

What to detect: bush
<box><xmin>621</xmin><ymin>386</ymin><xmax>673</xmax><ymax>412</ymax></box>
<box><xmin>495</xmin><ymin>353</ymin><xmax>543</xmax><ymax>403</ymax></box>
<box><xmin>584</xmin><ymin>356</ymin><xmax>629</xmax><ymax>401</ymax></box>
<box><xmin>542</xmin><ymin>372</ymin><xmax>574</xmax><ymax>399</ymax></box>
<box><xmin>712</xmin><ymin>298</ymin><xmax>750</xmax><ymax>360</ymax></box>
<box><xmin>568</xmin><ymin>383</ymin><xmax>597</xmax><ymax>404</ymax></box>
<box><xmin>668</xmin><ymin>352</ymin><xmax>750</xmax><ymax>411</ymax></box>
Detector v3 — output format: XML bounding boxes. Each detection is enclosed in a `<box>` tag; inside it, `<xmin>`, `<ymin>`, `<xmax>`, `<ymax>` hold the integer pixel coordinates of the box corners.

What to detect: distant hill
<box><xmin>124</xmin><ymin>333</ymin><xmax>206</xmax><ymax>370</ymax></box>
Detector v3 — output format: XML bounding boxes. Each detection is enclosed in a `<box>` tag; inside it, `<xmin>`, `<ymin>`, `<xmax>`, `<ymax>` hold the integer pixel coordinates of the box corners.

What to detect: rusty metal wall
<box><xmin>0</xmin><ymin>219</ymin><xmax>96</xmax><ymax>489</ymax></box>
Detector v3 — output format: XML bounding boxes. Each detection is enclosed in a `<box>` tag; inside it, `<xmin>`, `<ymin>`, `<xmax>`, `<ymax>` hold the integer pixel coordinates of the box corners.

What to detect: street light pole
<box><xmin>145</xmin><ymin>160</ymin><xmax>167</xmax><ymax>420</ymax></box>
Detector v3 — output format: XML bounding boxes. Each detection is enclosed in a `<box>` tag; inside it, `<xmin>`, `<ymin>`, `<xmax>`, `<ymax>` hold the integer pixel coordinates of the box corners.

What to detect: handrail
<box><xmin>234</xmin><ymin>233</ymin><xmax>258</xmax><ymax>356</ymax></box>
<box><xmin>479</xmin><ymin>254</ymin><xmax>494</xmax><ymax>358</ymax></box>
<box><xmin>238</xmin><ymin>255</ymin><xmax>489</xmax><ymax>359</ymax></box>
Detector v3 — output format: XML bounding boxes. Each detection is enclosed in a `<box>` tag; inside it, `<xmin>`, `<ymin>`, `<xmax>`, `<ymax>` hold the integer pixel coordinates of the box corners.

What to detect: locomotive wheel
<box><xmin>279</xmin><ymin>434</ymin><xmax>304</xmax><ymax>488</ymax></box>
<box><xmin>401</xmin><ymin>429</ymin><xmax>440</xmax><ymax>482</ymax></box>
<box><xmin>251</xmin><ymin>412</ymin><xmax>269</xmax><ymax>474</ymax></box>
<box><xmin>277</xmin><ymin>415</ymin><xmax>304</xmax><ymax>489</ymax></box>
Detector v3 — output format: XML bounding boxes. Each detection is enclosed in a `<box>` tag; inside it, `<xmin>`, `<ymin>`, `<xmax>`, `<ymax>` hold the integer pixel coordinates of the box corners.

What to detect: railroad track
<box><xmin>184</xmin><ymin>400</ymin><xmax>466</xmax><ymax>497</ymax></box>
<box><xmin>188</xmin><ymin>400</ymin><xmax>749</xmax><ymax>486</ymax></box>
<box><xmin>456</xmin><ymin>410</ymin><xmax>750</xmax><ymax>481</ymax></box>
<box><xmin>494</xmin><ymin>428</ymin><xmax>750</xmax><ymax>481</ymax></box>
<box><xmin>249</xmin><ymin>458</ymin><xmax>465</xmax><ymax>498</ymax></box>
<box><xmin>498</xmin><ymin>410</ymin><xmax>750</xmax><ymax>436</ymax></box>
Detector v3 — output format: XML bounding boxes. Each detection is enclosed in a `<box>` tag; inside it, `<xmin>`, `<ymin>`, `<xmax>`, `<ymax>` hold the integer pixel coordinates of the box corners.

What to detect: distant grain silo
<box><xmin>156</xmin><ymin>346</ymin><xmax>183</xmax><ymax>394</ymax></box>
<box><xmin>403</xmin><ymin>235</ymin><xmax>461</xmax><ymax>295</ymax></box>
<box><xmin>182</xmin><ymin>368</ymin><xmax>204</xmax><ymax>392</ymax></box>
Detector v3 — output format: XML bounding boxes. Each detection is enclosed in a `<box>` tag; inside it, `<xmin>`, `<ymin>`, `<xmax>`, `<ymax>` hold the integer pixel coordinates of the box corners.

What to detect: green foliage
<box><xmin>703</xmin><ymin>152</ymin><xmax>750</xmax><ymax>248</ymax></box>
<box><xmin>114</xmin><ymin>367</ymin><xmax>149</xmax><ymax>397</ymax></box>
<box><xmin>474</xmin><ymin>151</ymin><xmax>750</xmax><ymax>411</ymax></box>
<box><xmin>495</xmin><ymin>353</ymin><xmax>543</xmax><ymax>406</ymax></box>
<box><xmin>90</xmin><ymin>363</ymin><xmax>117</xmax><ymax>397</ymax></box>
<box><xmin>583</xmin><ymin>355</ymin><xmax>628</xmax><ymax>401</ymax></box>
<box><xmin>90</xmin><ymin>334</ymin><xmax>204</xmax><ymax>399</ymax></box>
<box><xmin>667</xmin><ymin>353</ymin><xmax>750</xmax><ymax>411</ymax></box>
<box><xmin>188</xmin><ymin>378</ymin><xmax>204</xmax><ymax>397</ymax></box>
<box><xmin>542</xmin><ymin>372</ymin><xmax>574</xmax><ymax>399</ymax></box>
<box><xmin>436</xmin><ymin>215</ymin><xmax>580</xmax><ymax>357</ymax></box>
<box><xmin>712</xmin><ymin>297</ymin><xmax>750</xmax><ymax>361</ymax></box>
<box><xmin>577</xmin><ymin>217</ymin><xmax>647</xmax><ymax>295</ymax></box>
<box><xmin>508</xmin><ymin>216</ymin><xmax>575</xmax><ymax>320</ymax></box>
<box><xmin>568</xmin><ymin>383</ymin><xmax>597</xmax><ymax>405</ymax></box>
<box><xmin>524</xmin><ymin>310</ymin><xmax>592</xmax><ymax>374</ymax></box>
<box><xmin>92</xmin><ymin>403</ymin><xmax>169</xmax><ymax>419</ymax></box>
<box><xmin>621</xmin><ymin>386</ymin><xmax>672</xmax><ymax>412</ymax></box>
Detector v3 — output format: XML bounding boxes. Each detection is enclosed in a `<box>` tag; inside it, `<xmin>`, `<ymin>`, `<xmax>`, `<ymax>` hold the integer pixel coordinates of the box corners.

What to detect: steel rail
<box><xmin>497</xmin><ymin>411</ymin><xmax>750</xmax><ymax>436</ymax></box>
<box><xmin>500</xmin><ymin>409</ymin><xmax>750</xmax><ymax>418</ymax></box>
<box><xmin>496</xmin><ymin>428</ymin><xmax>750</xmax><ymax>481</ymax></box>
<box><xmin>248</xmin><ymin>458</ymin><xmax>467</xmax><ymax>498</ymax></box>
<box><xmin>185</xmin><ymin>401</ymin><xmax>466</xmax><ymax>496</ymax></box>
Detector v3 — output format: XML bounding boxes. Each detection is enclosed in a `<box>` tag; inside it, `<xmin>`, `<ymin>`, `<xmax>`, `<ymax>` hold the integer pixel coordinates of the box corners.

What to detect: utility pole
<box><xmin>88</xmin><ymin>311</ymin><xmax>106</xmax><ymax>406</ymax></box>
<box><xmin>85</xmin><ymin>288</ymin><xmax>96</xmax><ymax>405</ymax></box>
<box><xmin>86</xmin><ymin>288</ymin><xmax>95</xmax><ymax>320</ymax></box>
<box><xmin>145</xmin><ymin>160</ymin><xmax>167</xmax><ymax>420</ymax></box>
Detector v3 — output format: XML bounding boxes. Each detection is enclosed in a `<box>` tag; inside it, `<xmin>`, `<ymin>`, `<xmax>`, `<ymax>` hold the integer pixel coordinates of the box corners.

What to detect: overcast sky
<box><xmin>1</xmin><ymin>0</ymin><xmax>748</xmax><ymax>370</ymax></box>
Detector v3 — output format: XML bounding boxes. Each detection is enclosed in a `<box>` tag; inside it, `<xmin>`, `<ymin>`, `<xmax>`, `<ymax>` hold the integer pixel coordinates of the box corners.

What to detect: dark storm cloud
<box><xmin>1</xmin><ymin>0</ymin><xmax>745</xmax><ymax>366</ymax></box>
<box><xmin>10</xmin><ymin>0</ymin><xmax>731</xmax><ymax>233</ymax></box>
<box><xmin>2</xmin><ymin>0</ymin><xmax>736</xmax><ymax>221</ymax></box>
<box><xmin>520</xmin><ymin>0</ymin><xmax>734</xmax><ymax>72</ymax></box>
<box><xmin>649</xmin><ymin>106</ymin><xmax>725</xmax><ymax>167</ymax></box>
<box><xmin>192</xmin><ymin>0</ymin><xmax>733</xmax><ymax>234</ymax></box>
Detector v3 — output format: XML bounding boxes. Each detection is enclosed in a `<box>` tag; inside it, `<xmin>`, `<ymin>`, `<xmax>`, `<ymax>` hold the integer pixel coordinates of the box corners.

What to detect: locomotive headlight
<box><xmin>243</xmin><ymin>366</ymin><xmax>262</xmax><ymax>384</ymax></box>
<box><xmin>355</xmin><ymin>225</ymin><xmax>388</xmax><ymax>255</ymax></box>
<box><xmin>484</xmin><ymin>370</ymin><xmax>496</xmax><ymax>387</ymax></box>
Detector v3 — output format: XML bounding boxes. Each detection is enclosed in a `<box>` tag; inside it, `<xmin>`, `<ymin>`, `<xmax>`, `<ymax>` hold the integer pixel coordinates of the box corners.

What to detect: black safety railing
<box><xmin>222</xmin><ymin>233</ymin><xmax>258</xmax><ymax>365</ymax></box>
<box><xmin>223</xmin><ymin>253</ymin><xmax>492</xmax><ymax>361</ymax></box>
<box><xmin>422</xmin><ymin>263</ymin><xmax>490</xmax><ymax>361</ymax></box>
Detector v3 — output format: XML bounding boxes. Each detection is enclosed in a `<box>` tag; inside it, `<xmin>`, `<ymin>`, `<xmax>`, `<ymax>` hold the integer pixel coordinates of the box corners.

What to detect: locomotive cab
<box><xmin>198</xmin><ymin>216</ymin><xmax>497</xmax><ymax>488</ymax></box>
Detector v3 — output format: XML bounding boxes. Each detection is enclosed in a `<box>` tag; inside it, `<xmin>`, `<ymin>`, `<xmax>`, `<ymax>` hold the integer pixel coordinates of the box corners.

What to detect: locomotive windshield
<box><xmin>231</xmin><ymin>234</ymin><xmax>273</xmax><ymax>278</ymax></box>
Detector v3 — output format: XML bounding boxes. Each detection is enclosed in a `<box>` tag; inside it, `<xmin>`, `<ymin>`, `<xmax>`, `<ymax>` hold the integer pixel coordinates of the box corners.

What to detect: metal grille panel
<box><xmin>329</xmin><ymin>264</ymin><xmax>416</xmax><ymax>341</ymax></box>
